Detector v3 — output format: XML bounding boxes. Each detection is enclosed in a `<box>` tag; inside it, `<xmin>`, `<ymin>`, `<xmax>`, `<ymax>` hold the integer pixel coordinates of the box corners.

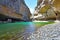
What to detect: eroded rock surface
<box><xmin>34</xmin><ymin>0</ymin><xmax>60</xmax><ymax>20</ymax></box>
<box><xmin>0</xmin><ymin>0</ymin><xmax>31</xmax><ymax>21</ymax></box>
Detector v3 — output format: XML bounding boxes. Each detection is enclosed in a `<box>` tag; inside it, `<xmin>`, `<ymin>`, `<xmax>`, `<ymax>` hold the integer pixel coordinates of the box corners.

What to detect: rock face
<box><xmin>0</xmin><ymin>0</ymin><xmax>31</xmax><ymax>22</ymax></box>
<box><xmin>29</xmin><ymin>22</ymin><xmax>60</xmax><ymax>40</ymax></box>
<box><xmin>34</xmin><ymin>0</ymin><xmax>60</xmax><ymax>20</ymax></box>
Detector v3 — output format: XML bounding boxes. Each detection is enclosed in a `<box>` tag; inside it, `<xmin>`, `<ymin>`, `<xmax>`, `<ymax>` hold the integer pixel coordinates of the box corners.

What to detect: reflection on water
<box><xmin>25</xmin><ymin>22</ymin><xmax>35</xmax><ymax>33</ymax></box>
<box><xmin>0</xmin><ymin>22</ymin><xmax>53</xmax><ymax>40</ymax></box>
<box><xmin>0</xmin><ymin>22</ymin><xmax>36</xmax><ymax>40</ymax></box>
<box><xmin>23</xmin><ymin>22</ymin><xmax>36</xmax><ymax>40</ymax></box>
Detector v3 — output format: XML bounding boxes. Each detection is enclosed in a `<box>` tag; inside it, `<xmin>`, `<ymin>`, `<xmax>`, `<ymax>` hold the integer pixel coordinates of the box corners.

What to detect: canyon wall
<box><xmin>34</xmin><ymin>0</ymin><xmax>60</xmax><ymax>20</ymax></box>
<box><xmin>0</xmin><ymin>0</ymin><xmax>31</xmax><ymax>22</ymax></box>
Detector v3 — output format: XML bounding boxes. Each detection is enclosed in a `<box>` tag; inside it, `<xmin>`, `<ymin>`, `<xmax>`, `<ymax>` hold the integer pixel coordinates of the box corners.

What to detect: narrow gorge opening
<box><xmin>24</xmin><ymin>0</ymin><xmax>37</xmax><ymax>14</ymax></box>
<box><xmin>26</xmin><ymin>0</ymin><xmax>60</xmax><ymax>22</ymax></box>
<box><xmin>0</xmin><ymin>0</ymin><xmax>60</xmax><ymax>40</ymax></box>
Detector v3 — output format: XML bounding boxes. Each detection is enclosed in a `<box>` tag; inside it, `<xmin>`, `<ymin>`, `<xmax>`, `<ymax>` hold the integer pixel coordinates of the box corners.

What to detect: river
<box><xmin>0</xmin><ymin>22</ymin><xmax>53</xmax><ymax>40</ymax></box>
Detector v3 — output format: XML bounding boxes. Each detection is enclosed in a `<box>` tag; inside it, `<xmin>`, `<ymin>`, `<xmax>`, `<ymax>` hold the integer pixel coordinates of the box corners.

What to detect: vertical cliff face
<box><xmin>37</xmin><ymin>0</ymin><xmax>60</xmax><ymax>9</ymax></box>
<box><xmin>0</xmin><ymin>0</ymin><xmax>31</xmax><ymax>21</ymax></box>
<box><xmin>53</xmin><ymin>0</ymin><xmax>60</xmax><ymax>12</ymax></box>
<box><xmin>34</xmin><ymin>0</ymin><xmax>60</xmax><ymax>20</ymax></box>
<box><xmin>19</xmin><ymin>0</ymin><xmax>31</xmax><ymax>21</ymax></box>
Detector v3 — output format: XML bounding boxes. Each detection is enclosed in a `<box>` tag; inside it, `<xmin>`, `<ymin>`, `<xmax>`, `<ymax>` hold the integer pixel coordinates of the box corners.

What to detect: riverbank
<box><xmin>29</xmin><ymin>22</ymin><xmax>60</xmax><ymax>40</ymax></box>
<box><xmin>0</xmin><ymin>22</ymin><xmax>54</xmax><ymax>40</ymax></box>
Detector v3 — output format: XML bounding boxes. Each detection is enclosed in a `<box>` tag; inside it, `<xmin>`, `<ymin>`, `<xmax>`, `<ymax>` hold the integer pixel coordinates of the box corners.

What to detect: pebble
<box><xmin>29</xmin><ymin>22</ymin><xmax>60</xmax><ymax>40</ymax></box>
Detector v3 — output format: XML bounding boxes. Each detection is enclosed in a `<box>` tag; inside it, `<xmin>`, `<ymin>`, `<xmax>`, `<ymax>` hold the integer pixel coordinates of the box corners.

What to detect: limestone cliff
<box><xmin>0</xmin><ymin>0</ymin><xmax>31</xmax><ymax>22</ymax></box>
<box><xmin>34</xmin><ymin>0</ymin><xmax>60</xmax><ymax>20</ymax></box>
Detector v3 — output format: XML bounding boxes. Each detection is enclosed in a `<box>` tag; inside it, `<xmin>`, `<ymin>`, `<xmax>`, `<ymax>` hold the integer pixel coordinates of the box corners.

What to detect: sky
<box><xmin>24</xmin><ymin>0</ymin><xmax>37</xmax><ymax>14</ymax></box>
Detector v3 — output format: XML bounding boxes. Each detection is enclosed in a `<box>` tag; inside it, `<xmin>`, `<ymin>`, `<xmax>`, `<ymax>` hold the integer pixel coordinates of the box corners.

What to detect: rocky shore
<box><xmin>29</xmin><ymin>22</ymin><xmax>60</xmax><ymax>40</ymax></box>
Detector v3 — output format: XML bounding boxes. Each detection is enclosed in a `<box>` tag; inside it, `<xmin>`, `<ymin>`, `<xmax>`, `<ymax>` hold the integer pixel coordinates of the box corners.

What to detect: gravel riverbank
<box><xmin>28</xmin><ymin>22</ymin><xmax>60</xmax><ymax>40</ymax></box>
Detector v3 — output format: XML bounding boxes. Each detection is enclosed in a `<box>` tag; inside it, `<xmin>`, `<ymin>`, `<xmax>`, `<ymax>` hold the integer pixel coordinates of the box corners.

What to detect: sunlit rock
<box><xmin>34</xmin><ymin>0</ymin><xmax>60</xmax><ymax>20</ymax></box>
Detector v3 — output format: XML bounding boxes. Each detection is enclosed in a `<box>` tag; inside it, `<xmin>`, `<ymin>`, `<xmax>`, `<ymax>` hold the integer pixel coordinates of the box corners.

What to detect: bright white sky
<box><xmin>24</xmin><ymin>0</ymin><xmax>37</xmax><ymax>14</ymax></box>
